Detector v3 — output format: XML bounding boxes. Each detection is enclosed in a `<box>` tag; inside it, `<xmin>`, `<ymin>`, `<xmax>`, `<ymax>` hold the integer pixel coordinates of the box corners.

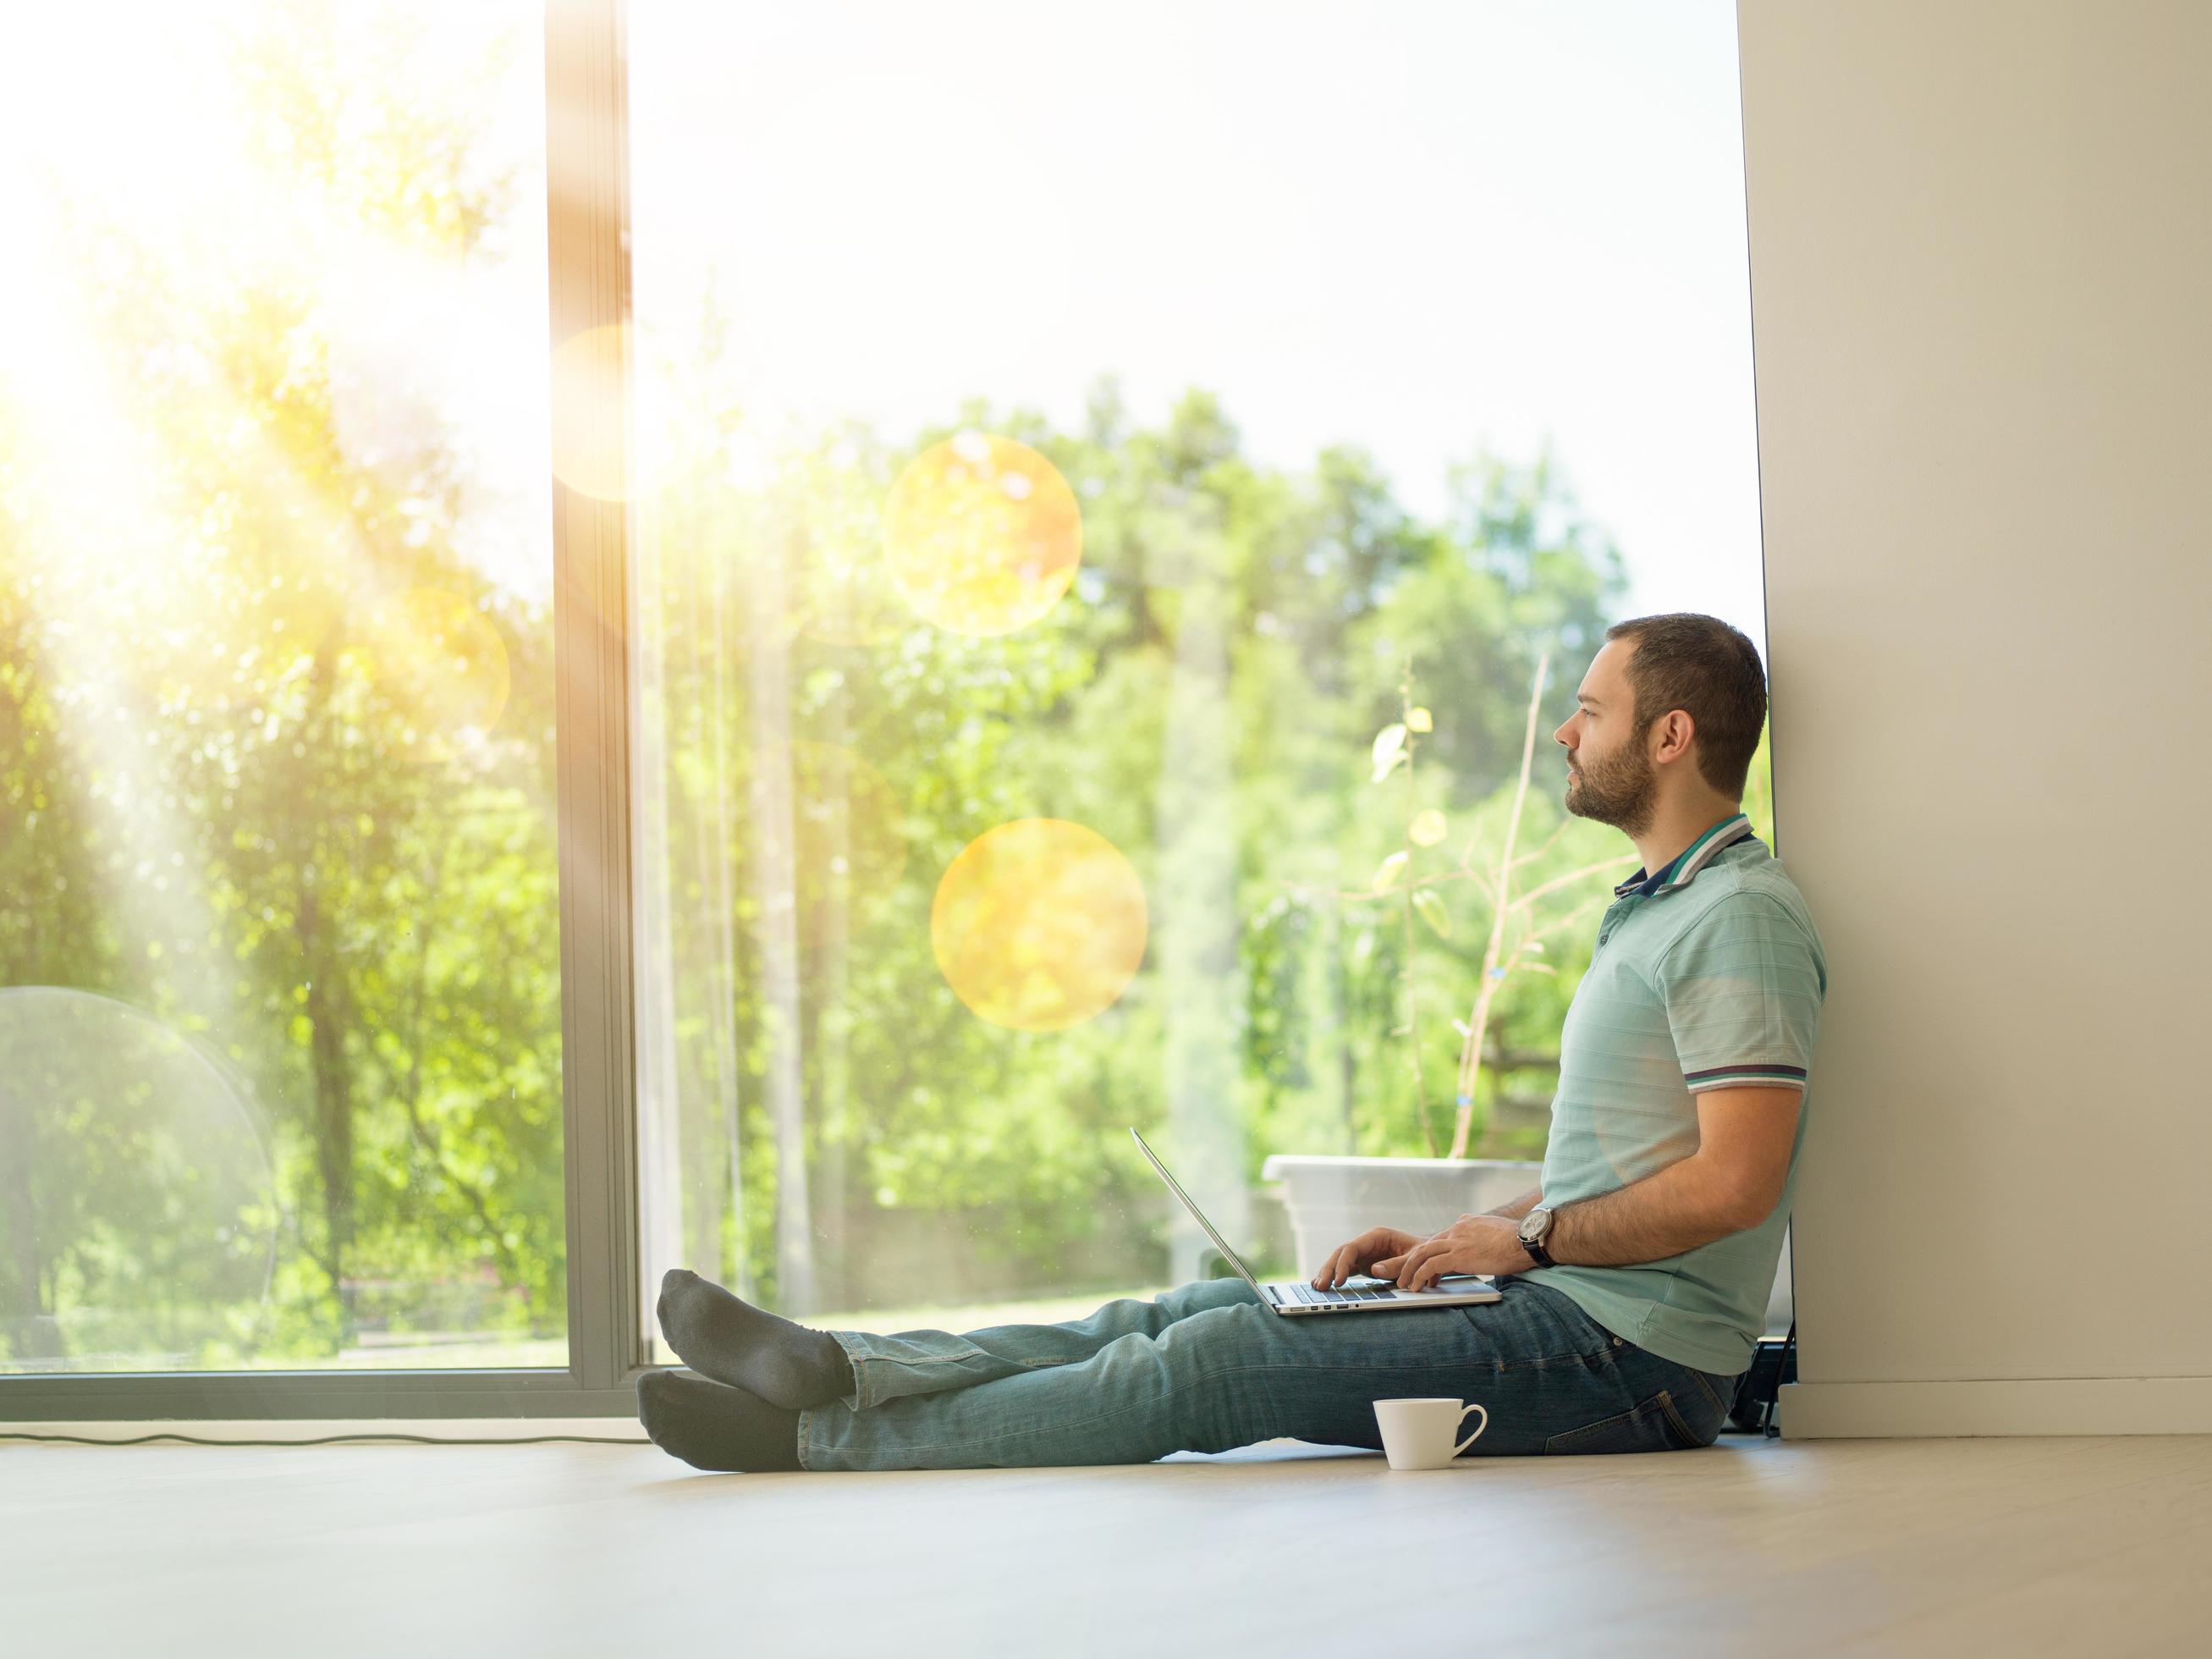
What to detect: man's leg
<box><xmin>796</xmin><ymin>1276</ymin><xmax>1735</xmax><ymax>1471</ymax></box>
<box><xmin>639</xmin><ymin>1276</ymin><xmax>1255</xmax><ymax>1474</ymax></box>
<box><xmin>655</xmin><ymin>1267</ymin><xmax>1249</xmax><ymax>1410</ymax></box>
<box><xmin>826</xmin><ymin>1276</ymin><xmax>1257</xmax><ymax>1411</ymax></box>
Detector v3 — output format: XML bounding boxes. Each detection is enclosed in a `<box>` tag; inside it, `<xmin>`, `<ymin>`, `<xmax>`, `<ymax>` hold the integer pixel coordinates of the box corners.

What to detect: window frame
<box><xmin>0</xmin><ymin>0</ymin><xmax>648</xmax><ymax>1422</ymax></box>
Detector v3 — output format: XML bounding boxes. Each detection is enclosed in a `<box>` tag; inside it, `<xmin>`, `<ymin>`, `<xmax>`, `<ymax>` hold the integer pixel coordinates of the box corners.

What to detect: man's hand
<box><xmin>1311</xmin><ymin>1226</ymin><xmax>1423</xmax><ymax>1289</ymax></box>
<box><xmin>1372</xmin><ymin>1213</ymin><xmax>1529</xmax><ymax>1289</ymax></box>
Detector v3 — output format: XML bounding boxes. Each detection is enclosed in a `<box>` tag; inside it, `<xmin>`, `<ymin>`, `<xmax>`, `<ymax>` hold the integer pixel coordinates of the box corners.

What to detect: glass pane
<box><xmin>625</xmin><ymin>0</ymin><xmax>1775</xmax><ymax>1346</ymax></box>
<box><xmin>0</xmin><ymin>3</ymin><xmax>564</xmax><ymax>1372</ymax></box>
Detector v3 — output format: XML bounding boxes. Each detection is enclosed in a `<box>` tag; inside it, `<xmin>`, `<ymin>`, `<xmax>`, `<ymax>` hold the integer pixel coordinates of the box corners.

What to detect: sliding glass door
<box><xmin>0</xmin><ymin>1</ymin><xmax>565</xmax><ymax>1379</ymax></box>
<box><xmin>0</xmin><ymin>0</ymin><xmax>1770</xmax><ymax>1418</ymax></box>
<box><xmin>617</xmin><ymin>1</ymin><xmax>1767</xmax><ymax>1350</ymax></box>
<box><xmin>0</xmin><ymin>0</ymin><xmax>644</xmax><ymax>1418</ymax></box>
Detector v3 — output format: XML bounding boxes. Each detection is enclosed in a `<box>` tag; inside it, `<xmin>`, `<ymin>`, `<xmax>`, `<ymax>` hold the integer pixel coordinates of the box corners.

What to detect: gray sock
<box><xmin>655</xmin><ymin>1267</ymin><xmax>856</xmax><ymax>1410</ymax></box>
<box><xmin>636</xmin><ymin>1370</ymin><xmax>803</xmax><ymax>1473</ymax></box>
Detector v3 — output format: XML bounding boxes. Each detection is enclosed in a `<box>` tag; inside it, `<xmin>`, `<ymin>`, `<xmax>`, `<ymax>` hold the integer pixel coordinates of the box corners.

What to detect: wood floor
<box><xmin>3</xmin><ymin>1428</ymin><xmax>2208</xmax><ymax>1656</ymax></box>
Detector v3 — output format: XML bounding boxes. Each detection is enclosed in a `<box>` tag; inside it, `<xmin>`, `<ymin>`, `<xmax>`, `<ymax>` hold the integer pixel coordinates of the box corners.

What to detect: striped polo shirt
<box><xmin>1517</xmin><ymin>809</ymin><xmax>1828</xmax><ymax>1375</ymax></box>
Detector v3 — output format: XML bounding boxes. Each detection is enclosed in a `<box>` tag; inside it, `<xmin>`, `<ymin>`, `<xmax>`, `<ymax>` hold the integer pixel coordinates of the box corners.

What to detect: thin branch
<box><xmin>1507</xmin><ymin>815</ymin><xmax>1573</xmax><ymax>871</ymax></box>
<box><xmin>1508</xmin><ymin>855</ymin><xmax>1639</xmax><ymax>912</ymax></box>
<box><xmin>1399</xmin><ymin>657</ymin><xmax>1439</xmax><ymax>1158</ymax></box>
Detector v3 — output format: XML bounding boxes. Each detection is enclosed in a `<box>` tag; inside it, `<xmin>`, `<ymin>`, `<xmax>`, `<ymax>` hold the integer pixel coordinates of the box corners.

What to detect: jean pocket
<box><xmin>1543</xmin><ymin>1387</ymin><xmax>1706</xmax><ymax>1455</ymax></box>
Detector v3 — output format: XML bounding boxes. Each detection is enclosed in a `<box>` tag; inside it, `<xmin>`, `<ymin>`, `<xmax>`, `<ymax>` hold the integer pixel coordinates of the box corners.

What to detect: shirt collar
<box><xmin>1613</xmin><ymin>810</ymin><xmax>1760</xmax><ymax>899</ymax></box>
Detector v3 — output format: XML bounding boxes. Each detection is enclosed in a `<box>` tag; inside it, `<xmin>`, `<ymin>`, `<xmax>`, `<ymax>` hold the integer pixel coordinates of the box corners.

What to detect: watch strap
<box><xmin>1518</xmin><ymin>1204</ymin><xmax>1557</xmax><ymax>1269</ymax></box>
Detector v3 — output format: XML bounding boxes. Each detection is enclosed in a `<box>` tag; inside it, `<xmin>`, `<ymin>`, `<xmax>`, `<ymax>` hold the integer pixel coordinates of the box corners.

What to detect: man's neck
<box><xmin>1630</xmin><ymin>799</ymin><xmax>1745</xmax><ymax>889</ymax></box>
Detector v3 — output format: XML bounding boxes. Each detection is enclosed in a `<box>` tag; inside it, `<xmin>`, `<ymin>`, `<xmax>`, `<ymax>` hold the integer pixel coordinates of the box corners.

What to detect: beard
<box><xmin>1565</xmin><ymin>741</ymin><xmax>1659</xmax><ymax>840</ymax></box>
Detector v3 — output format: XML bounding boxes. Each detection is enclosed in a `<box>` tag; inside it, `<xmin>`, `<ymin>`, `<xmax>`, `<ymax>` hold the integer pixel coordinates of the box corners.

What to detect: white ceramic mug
<box><xmin>1373</xmin><ymin>1397</ymin><xmax>1488</xmax><ymax>1469</ymax></box>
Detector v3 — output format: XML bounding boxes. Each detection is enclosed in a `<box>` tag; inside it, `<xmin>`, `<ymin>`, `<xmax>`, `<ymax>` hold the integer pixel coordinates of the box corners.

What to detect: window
<box><xmin>0</xmin><ymin>1</ymin><xmax>573</xmax><ymax>1392</ymax></box>
<box><xmin>621</xmin><ymin>0</ymin><xmax>1776</xmax><ymax>1345</ymax></box>
<box><xmin>0</xmin><ymin>0</ymin><xmax>1776</xmax><ymax>1416</ymax></box>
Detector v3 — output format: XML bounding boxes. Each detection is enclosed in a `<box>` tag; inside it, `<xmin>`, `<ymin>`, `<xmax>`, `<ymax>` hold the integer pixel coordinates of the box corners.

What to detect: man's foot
<box><xmin>636</xmin><ymin>1370</ymin><xmax>804</xmax><ymax>1473</ymax></box>
<box><xmin>655</xmin><ymin>1267</ymin><xmax>857</xmax><ymax>1410</ymax></box>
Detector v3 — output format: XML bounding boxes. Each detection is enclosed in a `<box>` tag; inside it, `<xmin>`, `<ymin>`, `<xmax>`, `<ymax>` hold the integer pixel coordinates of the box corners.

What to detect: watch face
<box><xmin>1519</xmin><ymin>1213</ymin><xmax>1541</xmax><ymax>1240</ymax></box>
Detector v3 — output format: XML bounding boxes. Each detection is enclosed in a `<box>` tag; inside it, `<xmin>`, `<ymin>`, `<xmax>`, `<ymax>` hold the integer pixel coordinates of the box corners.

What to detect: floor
<box><xmin>3</xmin><ymin>1429</ymin><xmax>2208</xmax><ymax>1656</ymax></box>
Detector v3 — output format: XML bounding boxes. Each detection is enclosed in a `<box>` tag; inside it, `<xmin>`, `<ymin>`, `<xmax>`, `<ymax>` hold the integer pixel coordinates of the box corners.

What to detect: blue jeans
<box><xmin>797</xmin><ymin>1275</ymin><xmax>1741</xmax><ymax>1471</ymax></box>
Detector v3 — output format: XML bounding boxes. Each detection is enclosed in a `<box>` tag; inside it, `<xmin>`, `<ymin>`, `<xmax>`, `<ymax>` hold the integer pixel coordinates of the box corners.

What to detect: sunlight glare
<box><xmin>931</xmin><ymin>818</ymin><xmax>1147</xmax><ymax>1032</ymax></box>
<box><xmin>550</xmin><ymin>322</ymin><xmax>634</xmax><ymax>502</ymax></box>
<box><xmin>883</xmin><ymin>432</ymin><xmax>1081</xmax><ymax>637</ymax></box>
<box><xmin>346</xmin><ymin>585</ymin><xmax>511</xmax><ymax>763</ymax></box>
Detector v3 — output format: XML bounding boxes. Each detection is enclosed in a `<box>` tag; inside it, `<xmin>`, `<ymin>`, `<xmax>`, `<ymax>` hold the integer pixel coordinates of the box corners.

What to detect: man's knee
<box><xmin>1128</xmin><ymin>1309</ymin><xmax>1286</xmax><ymax>1452</ymax></box>
<box><xmin>1158</xmin><ymin>1275</ymin><xmax>1261</xmax><ymax>1318</ymax></box>
<box><xmin>1154</xmin><ymin>1296</ymin><xmax>1286</xmax><ymax>1381</ymax></box>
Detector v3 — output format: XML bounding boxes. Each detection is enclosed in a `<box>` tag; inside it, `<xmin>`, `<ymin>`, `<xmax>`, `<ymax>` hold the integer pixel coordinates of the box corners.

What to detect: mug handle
<box><xmin>1454</xmin><ymin>1403</ymin><xmax>1488</xmax><ymax>1457</ymax></box>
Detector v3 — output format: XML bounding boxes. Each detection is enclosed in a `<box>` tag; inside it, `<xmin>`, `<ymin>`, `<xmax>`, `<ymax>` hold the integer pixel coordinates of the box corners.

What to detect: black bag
<box><xmin>1727</xmin><ymin>1319</ymin><xmax>1797</xmax><ymax>1436</ymax></box>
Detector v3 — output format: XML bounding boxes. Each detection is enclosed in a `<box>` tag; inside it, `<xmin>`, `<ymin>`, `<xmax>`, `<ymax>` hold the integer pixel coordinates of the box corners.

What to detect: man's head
<box><xmin>1553</xmin><ymin>613</ymin><xmax>1768</xmax><ymax>841</ymax></box>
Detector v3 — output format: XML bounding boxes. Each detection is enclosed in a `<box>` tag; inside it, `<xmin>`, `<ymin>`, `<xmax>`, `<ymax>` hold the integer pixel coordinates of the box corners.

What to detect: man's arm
<box><xmin>1539</xmin><ymin>1084</ymin><xmax>1801</xmax><ymax>1267</ymax></box>
<box><xmin>1483</xmin><ymin>1187</ymin><xmax>1543</xmax><ymax>1223</ymax></box>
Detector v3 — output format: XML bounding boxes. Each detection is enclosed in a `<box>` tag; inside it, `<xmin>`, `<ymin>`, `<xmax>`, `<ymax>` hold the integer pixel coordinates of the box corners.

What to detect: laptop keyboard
<box><xmin>1286</xmin><ymin>1281</ymin><xmax>1400</xmax><ymax>1304</ymax></box>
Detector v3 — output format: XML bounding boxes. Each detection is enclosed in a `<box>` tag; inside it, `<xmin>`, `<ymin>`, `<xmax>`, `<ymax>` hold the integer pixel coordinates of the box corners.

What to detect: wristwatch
<box><xmin>1516</xmin><ymin>1204</ymin><xmax>1559</xmax><ymax>1269</ymax></box>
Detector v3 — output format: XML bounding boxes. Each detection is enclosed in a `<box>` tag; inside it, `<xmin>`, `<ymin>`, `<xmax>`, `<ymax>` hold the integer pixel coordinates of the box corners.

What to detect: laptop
<box><xmin>1130</xmin><ymin>1127</ymin><xmax>1505</xmax><ymax>1315</ymax></box>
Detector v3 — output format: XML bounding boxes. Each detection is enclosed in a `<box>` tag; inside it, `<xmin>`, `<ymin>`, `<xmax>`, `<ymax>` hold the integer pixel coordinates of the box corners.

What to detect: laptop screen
<box><xmin>1128</xmin><ymin>1126</ymin><xmax>1266</xmax><ymax>1292</ymax></box>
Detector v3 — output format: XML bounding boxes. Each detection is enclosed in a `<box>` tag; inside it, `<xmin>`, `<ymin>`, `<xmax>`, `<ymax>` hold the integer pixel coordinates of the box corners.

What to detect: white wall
<box><xmin>1741</xmin><ymin>0</ymin><xmax>2212</xmax><ymax>1436</ymax></box>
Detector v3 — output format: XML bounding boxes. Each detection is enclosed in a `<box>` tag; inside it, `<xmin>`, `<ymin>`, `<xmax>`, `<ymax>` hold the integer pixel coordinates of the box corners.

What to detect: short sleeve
<box><xmin>1655</xmin><ymin>894</ymin><xmax>1825</xmax><ymax>1094</ymax></box>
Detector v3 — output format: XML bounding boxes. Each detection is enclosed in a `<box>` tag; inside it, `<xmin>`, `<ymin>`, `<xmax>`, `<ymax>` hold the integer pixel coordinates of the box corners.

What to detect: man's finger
<box><xmin>1314</xmin><ymin>1248</ymin><xmax>1343</xmax><ymax>1288</ymax></box>
<box><xmin>1395</xmin><ymin>1243</ymin><xmax>1431</xmax><ymax>1288</ymax></box>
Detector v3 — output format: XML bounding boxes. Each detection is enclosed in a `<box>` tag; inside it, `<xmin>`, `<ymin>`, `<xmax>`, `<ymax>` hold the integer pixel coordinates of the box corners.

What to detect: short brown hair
<box><xmin>1602</xmin><ymin>613</ymin><xmax>1769</xmax><ymax>799</ymax></box>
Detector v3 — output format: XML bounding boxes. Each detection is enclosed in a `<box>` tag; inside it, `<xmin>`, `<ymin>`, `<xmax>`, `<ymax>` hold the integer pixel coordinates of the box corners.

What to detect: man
<box><xmin>638</xmin><ymin>612</ymin><xmax>1827</xmax><ymax>1471</ymax></box>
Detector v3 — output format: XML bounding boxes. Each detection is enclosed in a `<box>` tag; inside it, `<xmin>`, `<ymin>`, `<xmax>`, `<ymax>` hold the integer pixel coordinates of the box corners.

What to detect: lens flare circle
<box><xmin>883</xmin><ymin>433</ymin><xmax>1082</xmax><ymax>637</ymax></box>
<box><xmin>931</xmin><ymin>818</ymin><xmax>1147</xmax><ymax>1032</ymax></box>
<box><xmin>549</xmin><ymin>322</ymin><xmax>632</xmax><ymax>503</ymax></box>
<box><xmin>0</xmin><ymin>988</ymin><xmax>278</xmax><ymax>1372</ymax></box>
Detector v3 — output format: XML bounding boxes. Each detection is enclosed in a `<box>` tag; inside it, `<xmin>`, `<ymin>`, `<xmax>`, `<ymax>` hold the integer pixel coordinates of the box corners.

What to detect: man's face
<box><xmin>1552</xmin><ymin>639</ymin><xmax>1659</xmax><ymax>838</ymax></box>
